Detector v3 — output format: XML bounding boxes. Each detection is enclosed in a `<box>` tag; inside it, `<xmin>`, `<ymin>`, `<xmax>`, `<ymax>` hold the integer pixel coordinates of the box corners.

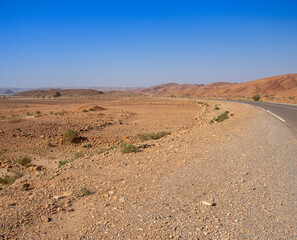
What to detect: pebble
<box><xmin>201</xmin><ymin>201</ymin><xmax>216</xmax><ymax>206</ymax></box>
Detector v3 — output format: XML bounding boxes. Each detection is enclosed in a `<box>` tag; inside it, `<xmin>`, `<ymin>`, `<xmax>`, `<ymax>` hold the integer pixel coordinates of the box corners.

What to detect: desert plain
<box><xmin>0</xmin><ymin>94</ymin><xmax>296</xmax><ymax>239</ymax></box>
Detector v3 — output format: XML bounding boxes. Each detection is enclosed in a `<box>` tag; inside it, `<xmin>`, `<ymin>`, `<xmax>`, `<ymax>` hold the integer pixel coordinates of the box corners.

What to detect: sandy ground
<box><xmin>0</xmin><ymin>96</ymin><xmax>296</xmax><ymax>239</ymax></box>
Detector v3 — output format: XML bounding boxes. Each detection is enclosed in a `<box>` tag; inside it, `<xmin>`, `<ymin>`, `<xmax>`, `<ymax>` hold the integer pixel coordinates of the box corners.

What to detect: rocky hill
<box><xmin>133</xmin><ymin>73</ymin><xmax>297</xmax><ymax>100</ymax></box>
<box><xmin>15</xmin><ymin>89</ymin><xmax>104</xmax><ymax>97</ymax></box>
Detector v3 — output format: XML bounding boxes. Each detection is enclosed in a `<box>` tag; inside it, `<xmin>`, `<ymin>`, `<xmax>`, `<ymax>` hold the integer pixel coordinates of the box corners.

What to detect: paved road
<box><xmin>230</xmin><ymin>100</ymin><xmax>297</xmax><ymax>134</ymax></box>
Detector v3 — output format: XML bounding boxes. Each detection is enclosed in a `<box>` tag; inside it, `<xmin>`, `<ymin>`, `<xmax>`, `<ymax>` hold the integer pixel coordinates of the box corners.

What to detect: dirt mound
<box><xmin>15</xmin><ymin>89</ymin><xmax>104</xmax><ymax>98</ymax></box>
<box><xmin>77</xmin><ymin>105</ymin><xmax>106</xmax><ymax>112</ymax></box>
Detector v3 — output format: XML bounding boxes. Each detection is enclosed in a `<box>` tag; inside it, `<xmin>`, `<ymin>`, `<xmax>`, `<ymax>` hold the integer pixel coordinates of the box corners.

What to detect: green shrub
<box><xmin>63</xmin><ymin>129</ymin><xmax>78</xmax><ymax>143</ymax></box>
<box><xmin>58</xmin><ymin>160</ymin><xmax>68</xmax><ymax>167</ymax></box>
<box><xmin>97</xmin><ymin>146</ymin><xmax>117</xmax><ymax>154</ymax></box>
<box><xmin>0</xmin><ymin>171</ymin><xmax>23</xmax><ymax>185</ymax></box>
<box><xmin>16</xmin><ymin>156</ymin><xmax>31</xmax><ymax>166</ymax></box>
<box><xmin>80</xmin><ymin>186</ymin><xmax>91</xmax><ymax>196</ymax></box>
<box><xmin>121</xmin><ymin>144</ymin><xmax>139</xmax><ymax>154</ymax></box>
<box><xmin>137</xmin><ymin>131</ymin><xmax>171</xmax><ymax>142</ymax></box>
<box><xmin>214</xmin><ymin>107</ymin><xmax>220</xmax><ymax>110</ymax></box>
<box><xmin>82</xmin><ymin>143</ymin><xmax>92</xmax><ymax>148</ymax></box>
<box><xmin>74</xmin><ymin>152</ymin><xmax>84</xmax><ymax>159</ymax></box>
<box><xmin>215</xmin><ymin>111</ymin><xmax>229</xmax><ymax>122</ymax></box>
<box><xmin>53</xmin><ymin>92</ymin><xmax>61</xmax><ymax>98</ymax></box>
<box><xmin>252</xmin><ymin>94</ymin><xmax>261</xmax><ymax>101</ymax></box>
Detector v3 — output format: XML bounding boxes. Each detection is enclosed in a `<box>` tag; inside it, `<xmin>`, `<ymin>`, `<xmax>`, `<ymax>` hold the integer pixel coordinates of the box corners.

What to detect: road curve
<box><xmin>230</xmin><ymin>100</ymin><xmax>297</xmax><ymax>135</ymax></box>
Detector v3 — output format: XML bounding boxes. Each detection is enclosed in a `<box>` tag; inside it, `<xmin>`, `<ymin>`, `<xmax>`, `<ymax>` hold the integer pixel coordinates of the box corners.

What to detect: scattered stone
<box><xmin>53</xmin><ymin>195</ymin><xmax>65</xmax><ymax>200</ymax></box>
<box><xmin>201</xmin><ymin>201</ymin><xmax>216</xmax><ymax>206</ymax></box>
<box><xmin>41</xmin><ymin>216</ymin><xmax>52</xmax><ymax>222</ymax></box>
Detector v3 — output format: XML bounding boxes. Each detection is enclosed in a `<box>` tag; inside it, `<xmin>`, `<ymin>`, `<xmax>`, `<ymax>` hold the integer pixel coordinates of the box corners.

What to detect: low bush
<box><xmin>16</xmin><ymin>156</ymin><xmax>31</xmax><ymax>166</ymax></box>
<box><xmin>252</xmin><ymin>94</ymin><xmax>261</xmax><ymax>101</ymax></box>
<box><xmin>0</xmin><ymin>171</ymin><xmax>23</xmax><ymax>185</ymax></box>
<box><xmin>58</xmin><ymin>160</ymin><xmax>68</xmax><ymax>167</ymax></box>
<box><xmin>137</xmin><ymin>131</ymin><xmax>171</xmax><ymax>142</ymax></box>
<box><xmin>63</xmin><ymin>129</ymin><xmax>78</xmax><ymax>143</ymax></box>
<box><xmin>97</xmin><ymin>146</ymin><xmax>117</xmax><ymax>154</ymax></box>
<box><xmin>121</xmin><ymin>144</ymin><xmax>139</xmax><ymax>154</ymax></box>
<box><xmin>74</xmin><ymin>152</ymin><xmax>84</xmax><ymax>159</ymax></box>
<box><xmin>215</xmin><ymin>111</ymin><xmax>229</xmax><ymax>122</ymax></box>
<box><xmin>80</xmin><ymin>186</ymin><xmax>91</xmax><ymax>196</ymax></box>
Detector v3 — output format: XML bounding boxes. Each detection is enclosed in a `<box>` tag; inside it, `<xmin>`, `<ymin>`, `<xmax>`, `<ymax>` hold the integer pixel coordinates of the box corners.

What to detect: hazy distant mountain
<box><xmin>55</xmin><ymin>86</ymin><xmax>143</xmax><ymax>91</ymax></box>
<box><xmin>15</xmin><ymin>89</ymin><xmax>104</xmax><ymax>97</ymax></box>
<box><xmin>132</xmin><ymin>74</ymin><xmax>297</xmax><ymax>99</ymax></box>
<box><xmin>0</xmin><ymin>88</ymin><xmax>33</xmax><ymax>95</ymax></box>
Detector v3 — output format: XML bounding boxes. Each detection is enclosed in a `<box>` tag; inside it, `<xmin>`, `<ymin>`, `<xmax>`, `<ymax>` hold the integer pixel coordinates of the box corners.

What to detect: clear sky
<box><xmin>1</xmin><ymin>0</ymin><xmax>297</xmax><ymax>88</ymax></box>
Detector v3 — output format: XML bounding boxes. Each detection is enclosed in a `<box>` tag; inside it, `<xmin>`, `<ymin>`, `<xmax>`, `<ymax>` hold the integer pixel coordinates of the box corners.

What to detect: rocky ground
<box><xmin>0</xmin><ymin>96</ymin><xmax>296</xmax><ymax>239</ymax></box>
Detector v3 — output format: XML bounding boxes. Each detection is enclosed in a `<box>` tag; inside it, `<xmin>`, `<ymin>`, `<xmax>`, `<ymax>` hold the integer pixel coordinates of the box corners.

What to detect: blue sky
<box><xmin>0</xmin><ymin>0</ymin><xmax>297</xmax><ymax>88</ymax></box>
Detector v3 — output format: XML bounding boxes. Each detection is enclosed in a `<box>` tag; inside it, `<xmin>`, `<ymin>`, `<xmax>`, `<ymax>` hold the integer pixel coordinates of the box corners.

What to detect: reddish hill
<box><xmin>133</xmin><ymin>74</ymin><xmax>297</xmax><ymax>100</ymax></box>
<box><xmin>15</xmin><ymin>89</ymin><xmax>104</xmax><ymax>97</ymax></box>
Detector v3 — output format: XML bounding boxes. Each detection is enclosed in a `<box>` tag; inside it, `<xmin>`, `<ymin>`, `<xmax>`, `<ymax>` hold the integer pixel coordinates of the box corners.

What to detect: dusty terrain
<box><xmin>133</xmin><ymin>73</ymin><xmax>297</xmax><ymax>103</ymax></box>
<box><xmin>0</xmin><ymin>96</ymin><xmax>296</xmax><ymax>239</ymax></box>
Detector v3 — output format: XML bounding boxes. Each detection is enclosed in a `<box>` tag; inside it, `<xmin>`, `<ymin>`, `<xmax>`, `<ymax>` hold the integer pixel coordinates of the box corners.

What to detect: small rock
<box><xmin>108</xmin><ymin>190</ymin><xmax>115</xmax><ymax>195</ymax></box>
<box><xmin>201</xmin><ymin>201</ymin><xmax>216</xmax><ymax>206</ymax></box>
<box><xmin>53</xmin><ymin>195</ymin><xmax>65</xmax><ymax>200</ymax></box>
<box><xmin>41</xmin><ymin>216</ymin><xmax>52</xmax><ymax>222</ymax></box>
<box><xmin>22</xmin><ymin>183</ymin><xmax>31</xmax><ymax>191</ymax></box>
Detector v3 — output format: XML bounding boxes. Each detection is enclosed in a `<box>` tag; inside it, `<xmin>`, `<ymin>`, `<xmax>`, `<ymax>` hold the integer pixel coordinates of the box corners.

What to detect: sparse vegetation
<box><xmin>58</xmin><ymin>160</ymin><xmax>68</xmax><ymax>167</ymax></box>
<box><xmin>53</xmin><ymin>92</ymin><xmax>61</xmax><ymax>98</ymax></box>
<box><xmin>121</xmin><ymin>144</ymin><xmax>139</xmax><ymax>154</ymax></box>
<box><xmin>63</xmin><ymin>129</ymin><xmax>78</xmax><ymax>143</ymax></box>
<box><xmin>214</xmin><ymin>106</ymin><xmax>220</xmax><ymax>110</ymax></box>
<box><xmin>80</xmin><ymin>186</ymin><xmax>91</xmax><ymax>196</ymax></box>
<box><xmin>97</xmin><ymin>146</ymin><xmax>118</xmax><ymax>154</ymax></box>
<box><xmin>252</xmin><ymin>94</ymin><xmax>261</xmax><ymax>101</ymax></box>
<box><xmin>82</xmin><ymin>109</ymin><xmax>88</xmax><ymax>112</ymax></box>
<box><xmin>74</xmin><ymin>152</ymin><xmax>84</xmax><ymax>159</ymax></box>
<box><xmin>137</xmin><ymin>131</ymin><xmax>171</xmax><ymax>142</ymax></box>
<box><xmin>215</xmin><ymin>111</ymin><xmax>229</xmax><ymax>122</ymax></box>
<box><xmin>36</xmin><ymin>111</ymin><xmax>41</xmax><ymax>114</ymax></box>
<box><xmin>0</xmin><ymin>171</ymin><xmax>23</xmax><ymax>185</ymax></box>
<box><xmin>16</xmin><ymin>156</ymin><xmax>31</xmax><ymax>166</ymax></box>
<box><xmin>47</xmin><ymin>140</ymin><xmax>55</xmax><ymax>147</ymax></box>
<box><xmin>82</xmin><ymin>143</ymin><xmax>92</xmax><ymax>148</ymax></box>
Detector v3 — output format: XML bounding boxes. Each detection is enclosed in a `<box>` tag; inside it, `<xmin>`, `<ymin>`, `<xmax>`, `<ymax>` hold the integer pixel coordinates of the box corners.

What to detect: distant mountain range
<box><xmin>15</xmin><ymin>89</ymin><xmax>104</xmax><ymax>97</ymax></box>
<box><xmin>2</xmin><ymin>74</ymin><xmax>296</xmax><ymax>100</ymax></box>
<box><xmin>0</xmin><ymin>86</ymin><xmax>142</xmax><ymax>95</ymax></box>
<box><xmin>132</xmin><ymin>73</ymin><xmax>297</xmax><ymax>99</ymax></box>
<box><xmin>0</xmin><ymin>88</ymin><xmax>33</xmax><ymax>95</ymax></box>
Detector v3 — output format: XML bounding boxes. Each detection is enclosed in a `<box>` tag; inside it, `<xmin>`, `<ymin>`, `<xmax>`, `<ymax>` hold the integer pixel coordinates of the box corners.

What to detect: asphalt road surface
<box><xmin>231</xmin><ymin>100</ymin><xmax>297</xmax><ymax>135</ymax></box>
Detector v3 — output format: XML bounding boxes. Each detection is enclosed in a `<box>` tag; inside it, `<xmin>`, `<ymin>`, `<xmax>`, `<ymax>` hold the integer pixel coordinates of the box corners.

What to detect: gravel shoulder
<box><xmin>0</xmin><ymin>99</ymin><xmax>296</xmax><ymax>239</ymax></box>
